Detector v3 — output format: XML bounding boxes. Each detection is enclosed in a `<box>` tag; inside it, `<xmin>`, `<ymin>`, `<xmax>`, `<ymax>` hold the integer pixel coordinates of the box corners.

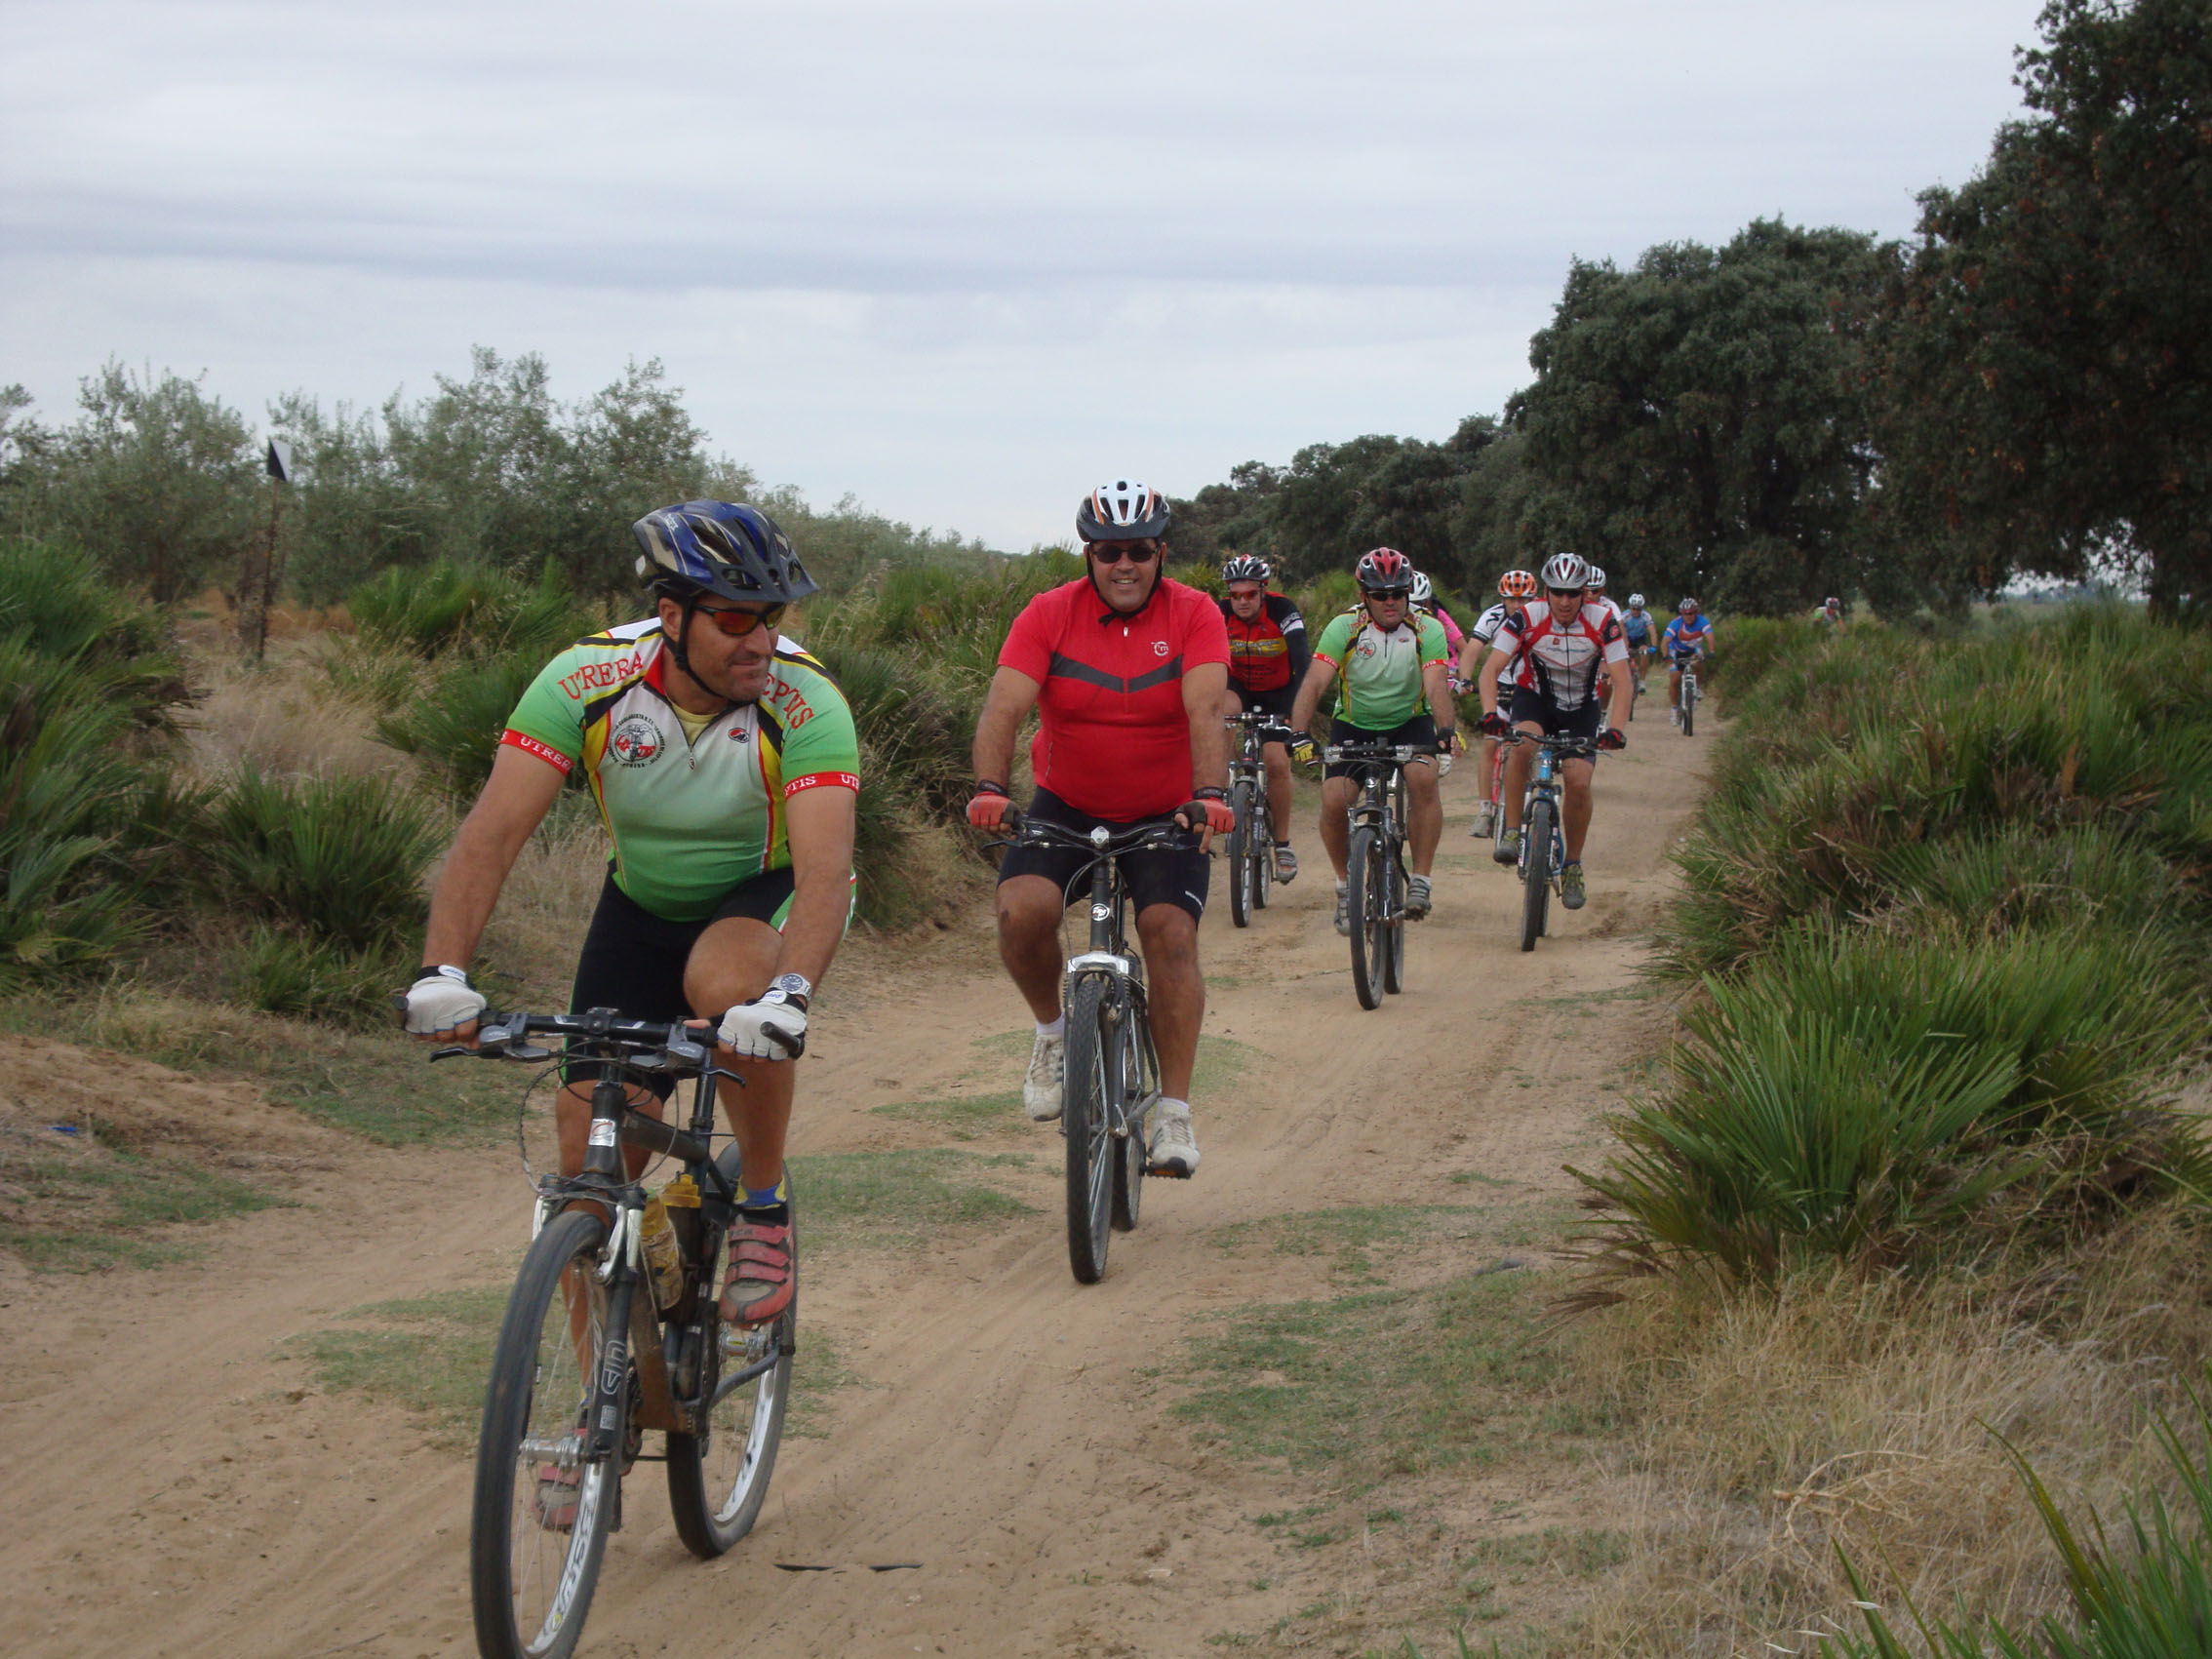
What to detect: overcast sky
<box><xmin>2</xmin><ymin>0</ymin><xmax>2035</xmax><ymax>550</ymax></box>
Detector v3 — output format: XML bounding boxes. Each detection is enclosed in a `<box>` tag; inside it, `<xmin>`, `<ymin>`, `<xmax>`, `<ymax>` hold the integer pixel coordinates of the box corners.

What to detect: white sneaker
<box><xmin>1023</xmin><ymin>1027</ymin><xmax>1066</xmax><ymax>1122</ymax></box>
<box><xmin>1148</xmin><ymin>1102</ymin><xmax>1200</xmax><ymax>1177</ymax></box>
<box><xmin>1470</xmin><ymin>801</ymin><xmax>1495</xmax><ymax>839</ymax></box>
<box><xmin>1670</xmin><ymin>707</ymin><xmax>1680</xmax><ymax>727</ymax></box>
<box><xmin>1333</xmin><ymin>883</ymin><xmax>1351</xmax><ymax>936</ymax></box>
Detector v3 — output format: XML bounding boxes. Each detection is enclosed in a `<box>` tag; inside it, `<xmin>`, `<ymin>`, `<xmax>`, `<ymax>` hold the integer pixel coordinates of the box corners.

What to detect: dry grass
<box><xmin>175</xmin><ymin>634</ymin><xmax>411</xmax><ymax>782</ymax></box>
<box><xmin>1562</xmin><ymin>1205</ymin><xmax>2212</xmax><ymax>1655</ymax></box>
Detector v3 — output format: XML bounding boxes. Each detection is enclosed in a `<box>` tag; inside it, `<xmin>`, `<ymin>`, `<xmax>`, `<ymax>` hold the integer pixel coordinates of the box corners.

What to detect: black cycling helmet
<box><xmin>633</xmin><ymin>501</ymin><xmax>817</xmax><ymax>605</ymax></box>
<box><xmin>1221</xmin><ymin>555</ymin><xmax>1271</xmax><ymax>586</ymax></box>
<box><xmin>1077</xmin><ymin>480</ymin><xmax>1171</xmax><ymax>542</ymax></box>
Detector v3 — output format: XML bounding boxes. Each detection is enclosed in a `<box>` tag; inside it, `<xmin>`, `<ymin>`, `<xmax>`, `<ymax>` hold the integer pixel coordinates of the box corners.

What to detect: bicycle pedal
<box><xmin>1144</xmin><ymin>1162</ymin><xmax>1195</xmax><ymax>1180</ymax></box>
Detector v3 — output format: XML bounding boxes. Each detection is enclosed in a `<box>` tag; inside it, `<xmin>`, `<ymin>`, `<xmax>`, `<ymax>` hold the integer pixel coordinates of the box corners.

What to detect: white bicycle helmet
<box><xmin>1409</xmin><ymin>571</ymin><xmax>1435</xmax><ymax>605</ymax></box>
<box><xmin>1540</xmin><ymin>552</ymin><xmax>1590</xmax><ymax>591</ymax></box>
<box><xmin>1586</xmin><ymin>564</ymin><xmax>1608</xmax><ymax>589</ymax></box>
<box><xmin>1628</xmin><ymin>592</ymin><xmax>1645</xmax><ymax>609</ymax></box>
<box><xmin>1076</xmin><ymin>480</ymin><xmax>1171</xmax><ymax>541</ymax></box>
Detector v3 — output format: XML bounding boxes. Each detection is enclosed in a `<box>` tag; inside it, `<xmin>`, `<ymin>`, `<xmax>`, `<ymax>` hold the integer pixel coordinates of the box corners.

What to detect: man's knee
<box><xmin>996</xmin><ymin>878</ymin><xmax>1063</xmax><ymax>940</ymax></box>
<box><xmin>1135</xmin><ymin>904</ymin><xmax>1199</xmax><ymax>967</ymax></box>
<box><xmin>683</xmin><ymin>919</ymin><xmax>778</xmax><ymax>1014</ymax></box>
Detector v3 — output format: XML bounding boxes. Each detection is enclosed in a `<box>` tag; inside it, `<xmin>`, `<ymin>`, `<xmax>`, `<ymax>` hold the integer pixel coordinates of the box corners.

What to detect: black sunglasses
<box><xmin>1089</xmin><ymin>542</ymin><xmax>1163</xmax><ymax>566</ymax></box>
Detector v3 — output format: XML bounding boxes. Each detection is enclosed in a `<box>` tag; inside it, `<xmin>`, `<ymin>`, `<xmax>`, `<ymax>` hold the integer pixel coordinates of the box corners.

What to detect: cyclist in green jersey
<box><xmin>1288</xmin><ymin>548</ymin><xmax>1457</xmax><ymax>929</ymax></box>
<box><xmin>401</xmin><ymin>500</ymin><xmax>858</xmax><ymax>1332</ymax></box>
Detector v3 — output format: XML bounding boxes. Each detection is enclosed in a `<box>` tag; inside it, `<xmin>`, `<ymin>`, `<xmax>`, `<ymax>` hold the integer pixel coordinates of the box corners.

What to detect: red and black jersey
<box><xmin>1217</xmin><ymin>592</ymin><xmax>1312</xmax><ymax>693</ymax></box>
<box><xmin>1496</xmin><ymin>604</ymin><xmax>1630</xmax><ymax>711</ymax></box>
<box><xmin>998</xmin><ymin>576</ymin><xmax>1232</xmax><ymax>819</ymax></box>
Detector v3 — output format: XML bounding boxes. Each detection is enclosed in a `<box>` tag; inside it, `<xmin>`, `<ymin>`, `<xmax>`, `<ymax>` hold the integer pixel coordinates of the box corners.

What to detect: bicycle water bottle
<box><xmin>640</xmin><ymin>1196</ymin><xmax>685</xmax><ymax>1310</ymax></box>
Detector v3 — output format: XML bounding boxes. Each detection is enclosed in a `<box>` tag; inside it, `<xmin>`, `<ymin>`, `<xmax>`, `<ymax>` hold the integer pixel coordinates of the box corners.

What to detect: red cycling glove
<box><xmin>965</xmin><ymin>785</ymin><xmax>1012</xmax><ymax>830</ymax></box>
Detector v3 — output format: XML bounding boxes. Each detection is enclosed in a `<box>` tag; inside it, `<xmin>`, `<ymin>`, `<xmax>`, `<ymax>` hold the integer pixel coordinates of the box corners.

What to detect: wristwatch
<box><xmin>767</xmin><ymin>971</ymin><xmax>812</xmax><ymax>1011</ymax></box>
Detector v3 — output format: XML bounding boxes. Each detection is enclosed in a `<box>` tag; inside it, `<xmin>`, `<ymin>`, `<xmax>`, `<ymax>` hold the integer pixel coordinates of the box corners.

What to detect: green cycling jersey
<box><xmin>1312</xmin><ymin>609</ymin><xmax>1449</xmax><ymax>730</ymax></box>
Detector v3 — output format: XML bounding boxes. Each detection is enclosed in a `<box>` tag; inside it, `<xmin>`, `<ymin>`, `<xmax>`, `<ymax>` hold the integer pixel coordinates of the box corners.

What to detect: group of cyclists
<box><xmin>397</xmin><ymin>482</ymin><xmax>1719</xmax><ymax>1419</ymax></box>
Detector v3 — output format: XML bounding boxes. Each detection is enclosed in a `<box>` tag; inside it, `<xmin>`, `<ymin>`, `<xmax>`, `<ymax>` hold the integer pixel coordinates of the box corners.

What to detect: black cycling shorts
<box><xmin>1507</xmin><ymin>689</ymin><xmax>1602</xmax><ymax>741</ymax></box>
<box><xmin>1228</xmin><ymin>682</ymin><xmax>1297</xmax><ymax>723</ymax></box>
<box><xmin>1324</xmin><ymin>713</ymin><xmax>1439</xmax><ymax>780</ymax></box>
<box><xmin>996</xmin><ymin>787</ymin><xmax>1209</xmax><ymax>923</ymax></box>
<box><xmin>564</xmin><ymin>866</ymin><xmax>796</xmax><ymax>1096</ymax></box>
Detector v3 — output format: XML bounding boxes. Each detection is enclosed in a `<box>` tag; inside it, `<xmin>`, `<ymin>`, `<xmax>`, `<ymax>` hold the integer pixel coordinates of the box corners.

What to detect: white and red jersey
<box><xmin>1496</xmin><ymin>604</ymin><xmax>1630</xmax><ymax>711</ymax></box>
<box><xmin>1584</xmin><ymin>595</ymin><xmax>1621</xmax><ymax>632</ymax></box>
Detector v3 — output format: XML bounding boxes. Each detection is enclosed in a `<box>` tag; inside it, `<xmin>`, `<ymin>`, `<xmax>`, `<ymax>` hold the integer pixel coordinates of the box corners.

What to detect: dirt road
<box><xmin>4</xmin><ymin>725</ymin><xmax>1710</xmax><ymax>1658</ymax></box>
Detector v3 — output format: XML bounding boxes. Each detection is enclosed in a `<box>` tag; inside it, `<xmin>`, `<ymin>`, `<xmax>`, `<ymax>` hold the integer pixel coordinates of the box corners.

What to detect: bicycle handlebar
<box><xmin>1499</xmin><ymin>731</ymin><xmax>1600</xmax><ymax>758</ymax></box>
<box><xmin>428</xmin><ymin>1008</ymin><xmax>715</xmax><ymax>1074</ymax></box>
<box><xmin>999</xmin><ymin>809</ymin><xmax>1200</xmax><ymax>856</ymax></box>
<box><xmin>1321</xmin><ymin>741</ymin><xmax>1443</xmax><ymax>764</ymax></box>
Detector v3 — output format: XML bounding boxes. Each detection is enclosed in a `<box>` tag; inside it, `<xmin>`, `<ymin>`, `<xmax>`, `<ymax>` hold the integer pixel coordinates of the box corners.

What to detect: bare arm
<box><xmin>420</xmin><ymin>746</ymin><xmax>568</xmax><ymax>969</ymax></box>
<box><xmin>1422</xmin><ymin>660</ymin><xmax>1457</xmax><ymax>742</ymax></box>
<box><xmin>775</xmin><ymin>784</ymin><xmax>857</xmax><ymax>988</ymax></box>
<box><xmin>971</xmin><ymin>665</ymin><xmax>1043</xmax><ymax>787</ymax></box>
<box><xmin>1181</xmin><ymin>661</ymin><xmax>1230</xmax><ymax>792</ymax></box>
<box><xmin>1478</xmin><ymin>648</ymin><xmax>1514</xmax><ymax>718</ymax></box>
<box><xmin>1288</xmin><ymin>655</ymin><xmax>1338</xmax><ymax>737</ymax></box>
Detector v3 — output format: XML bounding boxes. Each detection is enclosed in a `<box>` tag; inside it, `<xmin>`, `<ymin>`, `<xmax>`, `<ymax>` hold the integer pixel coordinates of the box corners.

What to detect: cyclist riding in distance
<box><xmin>1216</xmin><ymin>554</ymin><xmax>1312</xmax><ymax>885</ymax></box>
<box><xmin>401</xmin><ymin>500</ymin><xmax>858</xmax><ymax>1332</ymax></box>
<box><xmin>1460</xmin><ymin>569</ymin><xmax>1537</xmax><ymax>840</ymax></box>
<box><xmin>965</xmin><ymin>481</ymin><xmax>1232</xmax><ymax>1178</ymax></box>
<box><xmin>1289</xmin><ymin>547</ymin><xmax>1457</xmax><ymax>931</ymax></box>
<box><xmin>1815</xmin><ymin>595</ymin><xmax>1844</xmax><ymax>628</ymax></box>
<box><xmin>1477</xmin><ymin>551</ymin><xmax>1632</xmax><ymax>911</ymax></box>
<box><xmin>1408</xmin><ymin>571</ymin><xmax>1467</xmax><ymax>682</ymax></box>
<box><xmin>1663</xmin><ymin>597</ymin><xmax>1717</xmax><ymax>727</ymax></box>
<box><xmin>1619</xmin><ymin>592</ymin><xmax>1656</xmax><ymax>697</ymax></box>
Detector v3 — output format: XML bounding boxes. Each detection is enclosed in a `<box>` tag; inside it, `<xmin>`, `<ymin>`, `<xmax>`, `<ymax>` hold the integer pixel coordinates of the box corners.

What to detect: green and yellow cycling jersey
<box><xmin>1312</xmin><ymin>608</ymin><xmax>1449</xmax><ymax>730</ymax></box>
<box><xmin>501</xmin><ymin>619</ymin><xmax>860</xmax><ymax>922</ymax></box>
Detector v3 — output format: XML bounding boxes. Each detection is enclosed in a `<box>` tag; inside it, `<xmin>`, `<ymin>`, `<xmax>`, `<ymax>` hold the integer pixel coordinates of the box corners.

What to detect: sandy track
<box><xmin>3</xmin><ymin>723</ymin><xmax>1710</xmax><ymax>1658</ymax></box>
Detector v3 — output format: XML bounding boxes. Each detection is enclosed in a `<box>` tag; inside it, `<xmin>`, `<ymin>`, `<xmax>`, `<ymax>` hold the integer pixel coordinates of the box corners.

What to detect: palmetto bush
<box><xmin>1662</xmin><ymin>608</ymin><xmax>2212</xmax><ymax>979</ymax></box>
<box><xmin>373</xmin><ymin>652</ymin><xmax>545</xmax><ymax>800</ymax></box>
<box><xmin>1575</xmin><ymin>927</ymin><xmax>2209</xmax><ymax>1289</ymax></box>
<box><xmin>197</xmin><ymin>767</ymin><xmax>444</xmax><ymax>951</ymax></box>
<box><xmin>348</xmin><ymin>560</ymin><xmax>600</xmax><ymax>661</ymax></box>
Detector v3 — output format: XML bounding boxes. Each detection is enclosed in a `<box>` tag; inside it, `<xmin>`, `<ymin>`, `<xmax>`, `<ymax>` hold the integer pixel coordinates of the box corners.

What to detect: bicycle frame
<box><xmin>441</xmin><ymin>1012</ymin><xmax>786</xmax><ymax>1453</ymax></box>
<box><xmin>1504</xmin><ymin>733</ymin><xmax>1597</xmax><ymax>892</ymax></box>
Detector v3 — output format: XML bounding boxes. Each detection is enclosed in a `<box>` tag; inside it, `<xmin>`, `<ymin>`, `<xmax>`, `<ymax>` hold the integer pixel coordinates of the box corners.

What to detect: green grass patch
<box><xmin>0</xmin><ymin>1129</ymin><xmax>289</xmax><ymax>1271</ymax></box>
<box><xmin>284</xmin><ymin>1285</ymin><xmax>508</xmax><ymax>1445</ymax></box>
<box><xmin>868</xmin><ymin>1089</ymin><xmax>1025</xmax><ymax>1141</ymax></box>
<box><xmin>1172</xmin><ymin>1266</ymin><xmax>1563</xmax><ymax>1480</ymax></box>
<box><xmin>790</xmin><ymin>1148</ymin><xmax>1036</xmax><ymax>1249</ymax></box>
<box><xmin>1211</xmin><ymin>1204</ymin><xmax>1482</xmax><ymax>1283</ymax></box>
<box><xmin>1460</xmin><ymin>1527</ymin><xmax>1628</xmax><ymax>1579</ymax></box>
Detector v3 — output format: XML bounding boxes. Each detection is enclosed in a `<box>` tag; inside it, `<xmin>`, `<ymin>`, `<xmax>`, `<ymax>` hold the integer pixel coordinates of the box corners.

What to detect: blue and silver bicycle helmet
<box><xmin>633</xmin><ymin>501</ymin><xmax>817</xmax><ymax>605</ymax></box>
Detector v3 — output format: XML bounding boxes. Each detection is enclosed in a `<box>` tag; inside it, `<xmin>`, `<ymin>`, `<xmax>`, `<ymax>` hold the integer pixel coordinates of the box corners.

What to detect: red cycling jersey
<box><xmin>998</xmin><ymin>576</ymin><xmax>1232</xmax><ymax>819</ymax></box>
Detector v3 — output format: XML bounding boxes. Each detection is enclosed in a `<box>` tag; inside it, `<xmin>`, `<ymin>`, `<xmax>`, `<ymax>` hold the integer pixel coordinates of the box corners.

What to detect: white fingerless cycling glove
<box><xmin>403</xmin><ymin>967</ymin><xmax>486</xmax><ymax>1036</ymax></box>
<box><xmin>717</xmin><ymin>988</ymin><xmax>809</xmax><ymax>1059</ymax></box>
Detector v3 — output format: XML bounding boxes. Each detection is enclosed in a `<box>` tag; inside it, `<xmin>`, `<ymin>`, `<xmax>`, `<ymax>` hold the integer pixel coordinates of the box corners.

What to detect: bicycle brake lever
<box><xmin>429</xmin><ymin>1045</ymin><xmax>472</xmax><ymax>1062</ymax></box>
<box><xmin>501</xmin><ymin>1043</ymin><xmax>554</xmax><ymax>1062</ymax></box>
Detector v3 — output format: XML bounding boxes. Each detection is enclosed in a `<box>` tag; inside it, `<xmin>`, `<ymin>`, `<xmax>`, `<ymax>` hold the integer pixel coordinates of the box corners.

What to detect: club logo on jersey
<box><xmin>1153</xmin><ymin>640</ymin><xmax>1169</xmax><ymax>656</ymax></box>
<box><xmin>609</xmin><ymin>713</ymin><xmax>665</xmax><ymax>767</ymax></box>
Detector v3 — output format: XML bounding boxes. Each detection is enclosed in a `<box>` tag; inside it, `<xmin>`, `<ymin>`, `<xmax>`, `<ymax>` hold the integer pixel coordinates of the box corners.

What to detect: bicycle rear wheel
<box><xmin>1348</xmin><ymin>825</ymin><xmax>1385</xmax><ymax>1010</ymax></box>
<box><xmin>1381</xmin><ymin>841</ymin><xmax>1406</xmax><ymax>996</ymax></box>
<box><xmin>1063</xmin><ymin>971</ymin><xmax>1115</xmax><ymax>1283</ymax></box>
<box><xmin>1520</xmin><ymin>799</ymin><xmax>1554</xmax><ymax>953</ymax></box>
<box><xmin>1110</xmin><ymin>1002</ymin><xmax>1149</xmax><ymax>1232</ymax></box>
<box><xmin>666</xmin><ymin>1154</ymin><xmax>794</xmax><ymax>1560</ymax></box>
<box><xmin>1251</xmin><ymin>789</ymin><xmax>1273</xmax><ymax>910</ymax></box>
<box><xmin>1227</xmin><ymin>780</ymin><xmax>1255</xmax><ymax>928</ymax></box>
<box><xmin>472</xmin><ymin>1207</ymin><xmax>620</xmax><ymax>1659</ymax></box>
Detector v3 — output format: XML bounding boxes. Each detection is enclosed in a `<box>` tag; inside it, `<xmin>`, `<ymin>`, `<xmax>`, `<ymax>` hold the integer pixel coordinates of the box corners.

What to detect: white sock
<box><xmin>1157</xmin><ymin>1096</ymin><xmax>1191</xmax><ymax>1120</ymax></box>
<box><xmin>1036</xmin><ymin>1014</ymin><xmax>1065</xmax><ymax>1040</ymax></box>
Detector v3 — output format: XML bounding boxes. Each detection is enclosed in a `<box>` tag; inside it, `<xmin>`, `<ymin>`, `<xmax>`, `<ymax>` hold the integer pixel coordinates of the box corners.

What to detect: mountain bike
<box><xmin>1503</xmin><ymin>732</ymin><xmax>1598</xmax><ymax>952</ymax></box>
<box><xmin>1223</xmin><ymin>713</ymin><xmax>1282</xmax><ymax>928</ymax></box>
<box><xmin>1000</xmin><ymin>810</ymin><xmax>1190</xmax><ymax>1284</ymax></box>
<box><xmin>1324</xmin><ymin>739</ymin><xmax>1442</xmax><ymax>1010</ymax></box>
<box><xmin>1674</xmin><ymin>649</ymin><xmax>1701</xmax><ymax>736</ymax></box>
<box><xmin>430</xmin><ymin>1009</ymin><xmax>795</xmax><ymax>1659</ymax></box>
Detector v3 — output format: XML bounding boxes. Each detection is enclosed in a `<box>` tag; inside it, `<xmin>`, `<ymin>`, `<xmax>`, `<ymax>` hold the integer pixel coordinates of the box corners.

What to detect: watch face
<box><xmin>773</xmin><ymin>972</ymin><xmax>811</xmax><ymax>1002</ymax></box>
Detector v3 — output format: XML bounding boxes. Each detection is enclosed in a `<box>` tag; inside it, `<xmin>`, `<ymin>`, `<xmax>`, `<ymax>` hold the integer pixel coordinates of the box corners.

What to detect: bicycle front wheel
<box><xmin>1520</xmin><ymin>799</ymin><xmax>1554</xmax><ymax>952</ymax></box>
<box><xmin>472</xmin><ymin>1207</ymin><xmax>620</xmax><ymax>1659</ymax></box>
<box><xmin>1063</xmin><ymin>971</ymin><xmax>1116</xmax><ymax>1283</ymax></box>
<box><xmin>1348</xmin><ymin>825</ymin><xmax>1385</xmax><ymax>1010</ymax></box>
<box><xmin>1228</xmin><ymin>780</ymin><xmax>1255</xmax><ymax>928</ymax></box>
<box><xmin>666</xmin><ymin>1154</ymin><xmax>794</xmax><ymax>1560</ymax></box>
<box><xmin>1110</xmin><ymin>1007</ymin><xmax>1148</xmax><ymax>1233</ymax></box>
<box><xmin>1681</xmin><ymin>678</ymin><xmax>1696</xmax><ymax>736</ymax></box>
<box><xmin>1251</xmin><ymin>788</ymin><xmax>1273</xmax><ymax>911</ymax></box>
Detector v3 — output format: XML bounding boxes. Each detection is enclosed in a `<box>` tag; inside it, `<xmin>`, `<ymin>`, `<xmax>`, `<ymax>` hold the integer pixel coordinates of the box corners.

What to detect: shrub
<box><xmin>348</xmin><ymin>561</ymin><xmax>600</xmax><ymax>660</ymax></box>
<box><xmin>1575</xmin><ymin>927</ymin><xmax>2210</xmax><ymax>1288</ymax></box>
<box><xmin>232</xmin><ymin>925</ymin><xmax>414</xmax><ymax>1026</ymax></box>
<box><xmin>197</xmin><ymin>768</ymin><xmax>443</xmax><ymax>949</ymax></box>
<box><xmin>373</xmin><ymin>652</ymin><xmax>544</xmax><ymax>799</ymax></box>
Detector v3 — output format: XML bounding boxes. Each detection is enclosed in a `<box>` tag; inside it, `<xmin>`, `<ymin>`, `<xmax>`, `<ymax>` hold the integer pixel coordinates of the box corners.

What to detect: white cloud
<box><xmin>1</xmin><ymin>0</ymin><xmax>2033</xmax><ymax>548</ymax></box>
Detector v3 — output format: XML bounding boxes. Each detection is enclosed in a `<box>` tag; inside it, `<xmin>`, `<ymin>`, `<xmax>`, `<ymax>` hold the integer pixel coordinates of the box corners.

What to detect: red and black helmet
<box><xmin>1076</xmin><ymin>480</ymin><xmax>1171</xmax><ymax>542</ymax></box>
<box><xmin>1355</xmin><ymin>547</ymin><xmax>1414</xmax><ymax>594</ymax></box>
